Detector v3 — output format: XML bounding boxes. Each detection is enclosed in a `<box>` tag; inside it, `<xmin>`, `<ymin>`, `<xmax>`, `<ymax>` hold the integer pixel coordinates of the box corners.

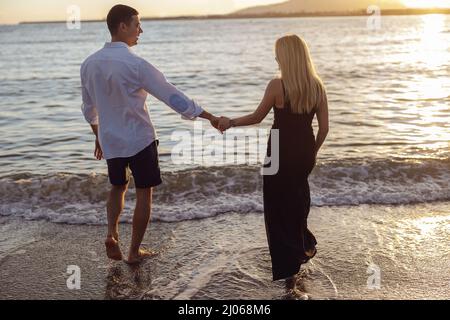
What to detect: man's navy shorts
<box><xmin>106</xmin><ymin>140</ymin><xmax>162</xmax><ymax>188</ymax></box>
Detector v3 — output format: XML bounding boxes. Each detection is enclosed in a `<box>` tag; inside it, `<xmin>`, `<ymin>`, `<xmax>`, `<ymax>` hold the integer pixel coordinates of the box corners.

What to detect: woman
<box><xmin>219</xmin><ymin>35</ymin><xmax>329</xmax><ymax>294</ymax></box>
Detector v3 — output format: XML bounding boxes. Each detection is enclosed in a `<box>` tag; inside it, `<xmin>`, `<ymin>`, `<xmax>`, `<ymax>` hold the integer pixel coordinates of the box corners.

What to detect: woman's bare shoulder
<box><xmin>268</xmin><ymin>78</ymin><xmax>282</xmax><ymax>87</ymax></box>
<box><xmin>266</xmin><ymin>78</ymin><xmax>283</xmax><ymax>95</ymax></box>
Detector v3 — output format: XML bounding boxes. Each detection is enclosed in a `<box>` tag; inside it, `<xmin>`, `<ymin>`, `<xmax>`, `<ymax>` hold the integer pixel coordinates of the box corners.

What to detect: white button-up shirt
<box><xmin>80</xmin><ymin>41</ymin><xmax>203</xmax><ymax>160</ymax></box>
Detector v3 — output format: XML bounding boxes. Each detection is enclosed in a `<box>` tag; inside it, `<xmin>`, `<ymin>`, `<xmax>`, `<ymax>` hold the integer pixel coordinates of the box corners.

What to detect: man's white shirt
<box><xmin>80</xmin><ymin>41</ymin><xmax>203</xmax><ymax>159</ymax></box>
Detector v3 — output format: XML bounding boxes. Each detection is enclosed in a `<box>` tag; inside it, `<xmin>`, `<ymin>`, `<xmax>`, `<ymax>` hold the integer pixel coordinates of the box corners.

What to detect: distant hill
<box><xmin>234</xmin><ymin>0</ymin><xmax>407</xmax><ymax>15</ymax></box>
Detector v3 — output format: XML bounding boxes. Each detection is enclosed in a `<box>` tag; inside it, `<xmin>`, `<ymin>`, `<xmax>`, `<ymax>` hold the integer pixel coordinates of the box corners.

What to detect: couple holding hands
<box><xmin>81</xmin><ymin>5</ymin><xmax>328</xmax><ymax>293</ymax></box>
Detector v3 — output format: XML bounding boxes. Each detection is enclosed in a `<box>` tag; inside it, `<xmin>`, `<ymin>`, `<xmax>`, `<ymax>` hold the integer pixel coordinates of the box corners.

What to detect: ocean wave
<box><xmin>0</xmin><ymin>158</ymin><xmax>449</xmax><ymax>224</ymax></box>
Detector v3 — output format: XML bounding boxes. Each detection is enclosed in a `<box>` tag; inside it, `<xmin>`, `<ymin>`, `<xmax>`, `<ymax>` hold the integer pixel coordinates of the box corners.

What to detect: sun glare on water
<box><xmin>402</xmin><ymin>0</ymin><xmax>450</xmax><ymax>8</ymax></box>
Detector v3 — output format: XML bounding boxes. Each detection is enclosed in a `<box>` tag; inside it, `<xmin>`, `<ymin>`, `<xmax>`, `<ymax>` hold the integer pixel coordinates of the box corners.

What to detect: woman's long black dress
<box><xmin>263</xmin><ymin>82</ymin><xmax>318</xmax><ymax>281</ymax></box>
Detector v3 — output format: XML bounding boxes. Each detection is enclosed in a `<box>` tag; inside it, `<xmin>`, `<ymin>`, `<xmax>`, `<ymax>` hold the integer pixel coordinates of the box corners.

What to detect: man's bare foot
<box><xmin>126</xmin><ymin>248</ymin><xmax>158</xmax><ymax>265</ymax></box>
<box><xmin>105</xmin><ymin>237</ymin><xmax>123</xmax><ymax>261</ymax></box>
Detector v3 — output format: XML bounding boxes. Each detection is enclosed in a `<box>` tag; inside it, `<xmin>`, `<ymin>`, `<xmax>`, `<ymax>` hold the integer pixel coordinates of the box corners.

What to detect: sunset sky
<box><xmin>0</xmin><ymin>0</ymin><xmax>449</xmax><ymax>24</ymax></box>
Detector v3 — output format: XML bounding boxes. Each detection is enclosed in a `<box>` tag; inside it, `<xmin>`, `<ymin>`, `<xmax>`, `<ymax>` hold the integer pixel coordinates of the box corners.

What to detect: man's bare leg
<box><xmin>127</xmin><ymin>187</ymin><xmax>156</xmax><ymax>264</ymax></box>
<box><xmin>105</xmin><ymin>183</ymin><xmax>128</xmax><ymax>261</ymax></box>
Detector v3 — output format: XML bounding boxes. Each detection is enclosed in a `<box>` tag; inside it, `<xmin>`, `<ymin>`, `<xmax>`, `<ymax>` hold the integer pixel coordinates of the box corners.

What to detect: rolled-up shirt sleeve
<box><xmin>138</xmin><ymin>59</ymin><xmax>203</xmax><ymax>120</ymax></box>
<box><xmin>80</xmin><ymin>62</ymin><xmax>99</xmax><ymax>125</ymax></box>
<box><xmin>81</xmin><ymin>83</ymin><xmax>99</xmax><ymax>125</ymax></box>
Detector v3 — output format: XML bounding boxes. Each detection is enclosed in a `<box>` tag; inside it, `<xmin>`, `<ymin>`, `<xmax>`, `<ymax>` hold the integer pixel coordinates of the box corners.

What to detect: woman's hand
<box><xmin>218</xmin><ymin>117</ymin><xmax>232</xmax><ymax>132</ymax></box>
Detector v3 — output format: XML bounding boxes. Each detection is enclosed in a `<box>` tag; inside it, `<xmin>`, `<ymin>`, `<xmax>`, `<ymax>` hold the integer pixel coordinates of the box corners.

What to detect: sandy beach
<box><xmin>1</xmin><ymin>202</ymin><xmax>449</xmax><ymax>300</ymax></box>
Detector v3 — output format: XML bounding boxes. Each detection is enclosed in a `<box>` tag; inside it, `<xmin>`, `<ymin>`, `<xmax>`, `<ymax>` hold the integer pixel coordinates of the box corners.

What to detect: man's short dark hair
<box><xmin>107</xmin><ymin>4</ymin><xmax>139</xmax><ymax>35</ymax></box>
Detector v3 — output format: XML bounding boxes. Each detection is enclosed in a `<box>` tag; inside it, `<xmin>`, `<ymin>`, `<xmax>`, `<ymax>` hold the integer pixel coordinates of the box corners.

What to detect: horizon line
<box><xmin>6</xmin><ymin>7</ymin><xmax>450</xmax><ymax>26</ymax></box>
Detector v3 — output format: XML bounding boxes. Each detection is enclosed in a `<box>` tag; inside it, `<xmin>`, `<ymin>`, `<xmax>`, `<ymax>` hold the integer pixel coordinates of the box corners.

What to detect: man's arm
<box><xmin>138</xmin><ymin>59</ymin><xmax>214</xmax><ymax>121</ymax></box>
<box><xmin>80</xmin><ymin>67</ymin><xmax>99</xmax><ymax>125</ymax></box>
<box><xmin>80</xmin><ymin>72</ymin><xmax>103</xmax><ymax>160</ymax></box>
<box><xmin>88</xmin><ymin>124</ymin><xmax>103</xmax><ymax>160</ymax></box>
<box><xmin>90</xmin><ymin>124</ymin><xmax>99</xmax><ymax>137</ymax></box>
<box><xmin>89</xmin><ymin>124</ymin><xmax>103</xmax><ymax>160</ymax></box>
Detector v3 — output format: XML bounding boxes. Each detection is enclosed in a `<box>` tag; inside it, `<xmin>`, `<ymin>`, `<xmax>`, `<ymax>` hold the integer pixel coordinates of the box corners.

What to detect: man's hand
<box><xmin>210</xmin><ymin>116</ymin><xmax>220</xmax><ymax>130</ymax></box>
<box><xmin>94</xmin><ymin>138</ymin><xmax>103</xmax><ymax>160</ymax></box>
<box><xmin>198</xmin><ymin>111</ymin><xmax>224</xmax><ymax>134</ymax></box>
<box><xmin>218</xmin><ymin>117</ymin><xmax>232</xmax><ymax>132</ymax></box>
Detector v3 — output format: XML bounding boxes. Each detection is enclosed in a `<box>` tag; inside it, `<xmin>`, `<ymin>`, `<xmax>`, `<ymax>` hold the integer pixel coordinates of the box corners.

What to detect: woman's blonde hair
<box><xmin>275</xmin><ymin>34</ymin><xmax>325</xmax><ymax>114</ymax></box>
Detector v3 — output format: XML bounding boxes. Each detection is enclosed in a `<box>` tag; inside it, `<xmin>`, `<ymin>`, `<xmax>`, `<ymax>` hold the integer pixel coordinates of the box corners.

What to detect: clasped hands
<box><xmin>210</xmin><ymin>116</ymin><xmax>233</xmax><ymax>134</ymax></box>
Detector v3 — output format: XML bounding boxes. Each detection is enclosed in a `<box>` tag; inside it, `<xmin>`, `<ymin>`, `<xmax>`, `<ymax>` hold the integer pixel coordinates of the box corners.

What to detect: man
<box><xmin>80</xmin><ymin>4</ymin><xmax>219</xmax><ymax>264</ymax></box>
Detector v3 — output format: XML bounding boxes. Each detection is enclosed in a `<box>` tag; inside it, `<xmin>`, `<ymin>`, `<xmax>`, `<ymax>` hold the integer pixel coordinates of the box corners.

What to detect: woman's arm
<box><xmin>219</xmin><ymin>80</ymin><xmax>277</xmax><ymax>130</ymax></box>
<box><xmin>315</xmin><ymin>92</ymin><xmax>329</xmax><ymax>155</ymax></box>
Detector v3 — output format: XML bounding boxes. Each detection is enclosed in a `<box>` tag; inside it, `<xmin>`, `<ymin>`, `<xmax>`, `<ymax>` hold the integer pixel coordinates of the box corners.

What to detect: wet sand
<box><xmin>0</xmin><ymin>202</ymin><xmax>449</xmax><ymax>300</ymax></box>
